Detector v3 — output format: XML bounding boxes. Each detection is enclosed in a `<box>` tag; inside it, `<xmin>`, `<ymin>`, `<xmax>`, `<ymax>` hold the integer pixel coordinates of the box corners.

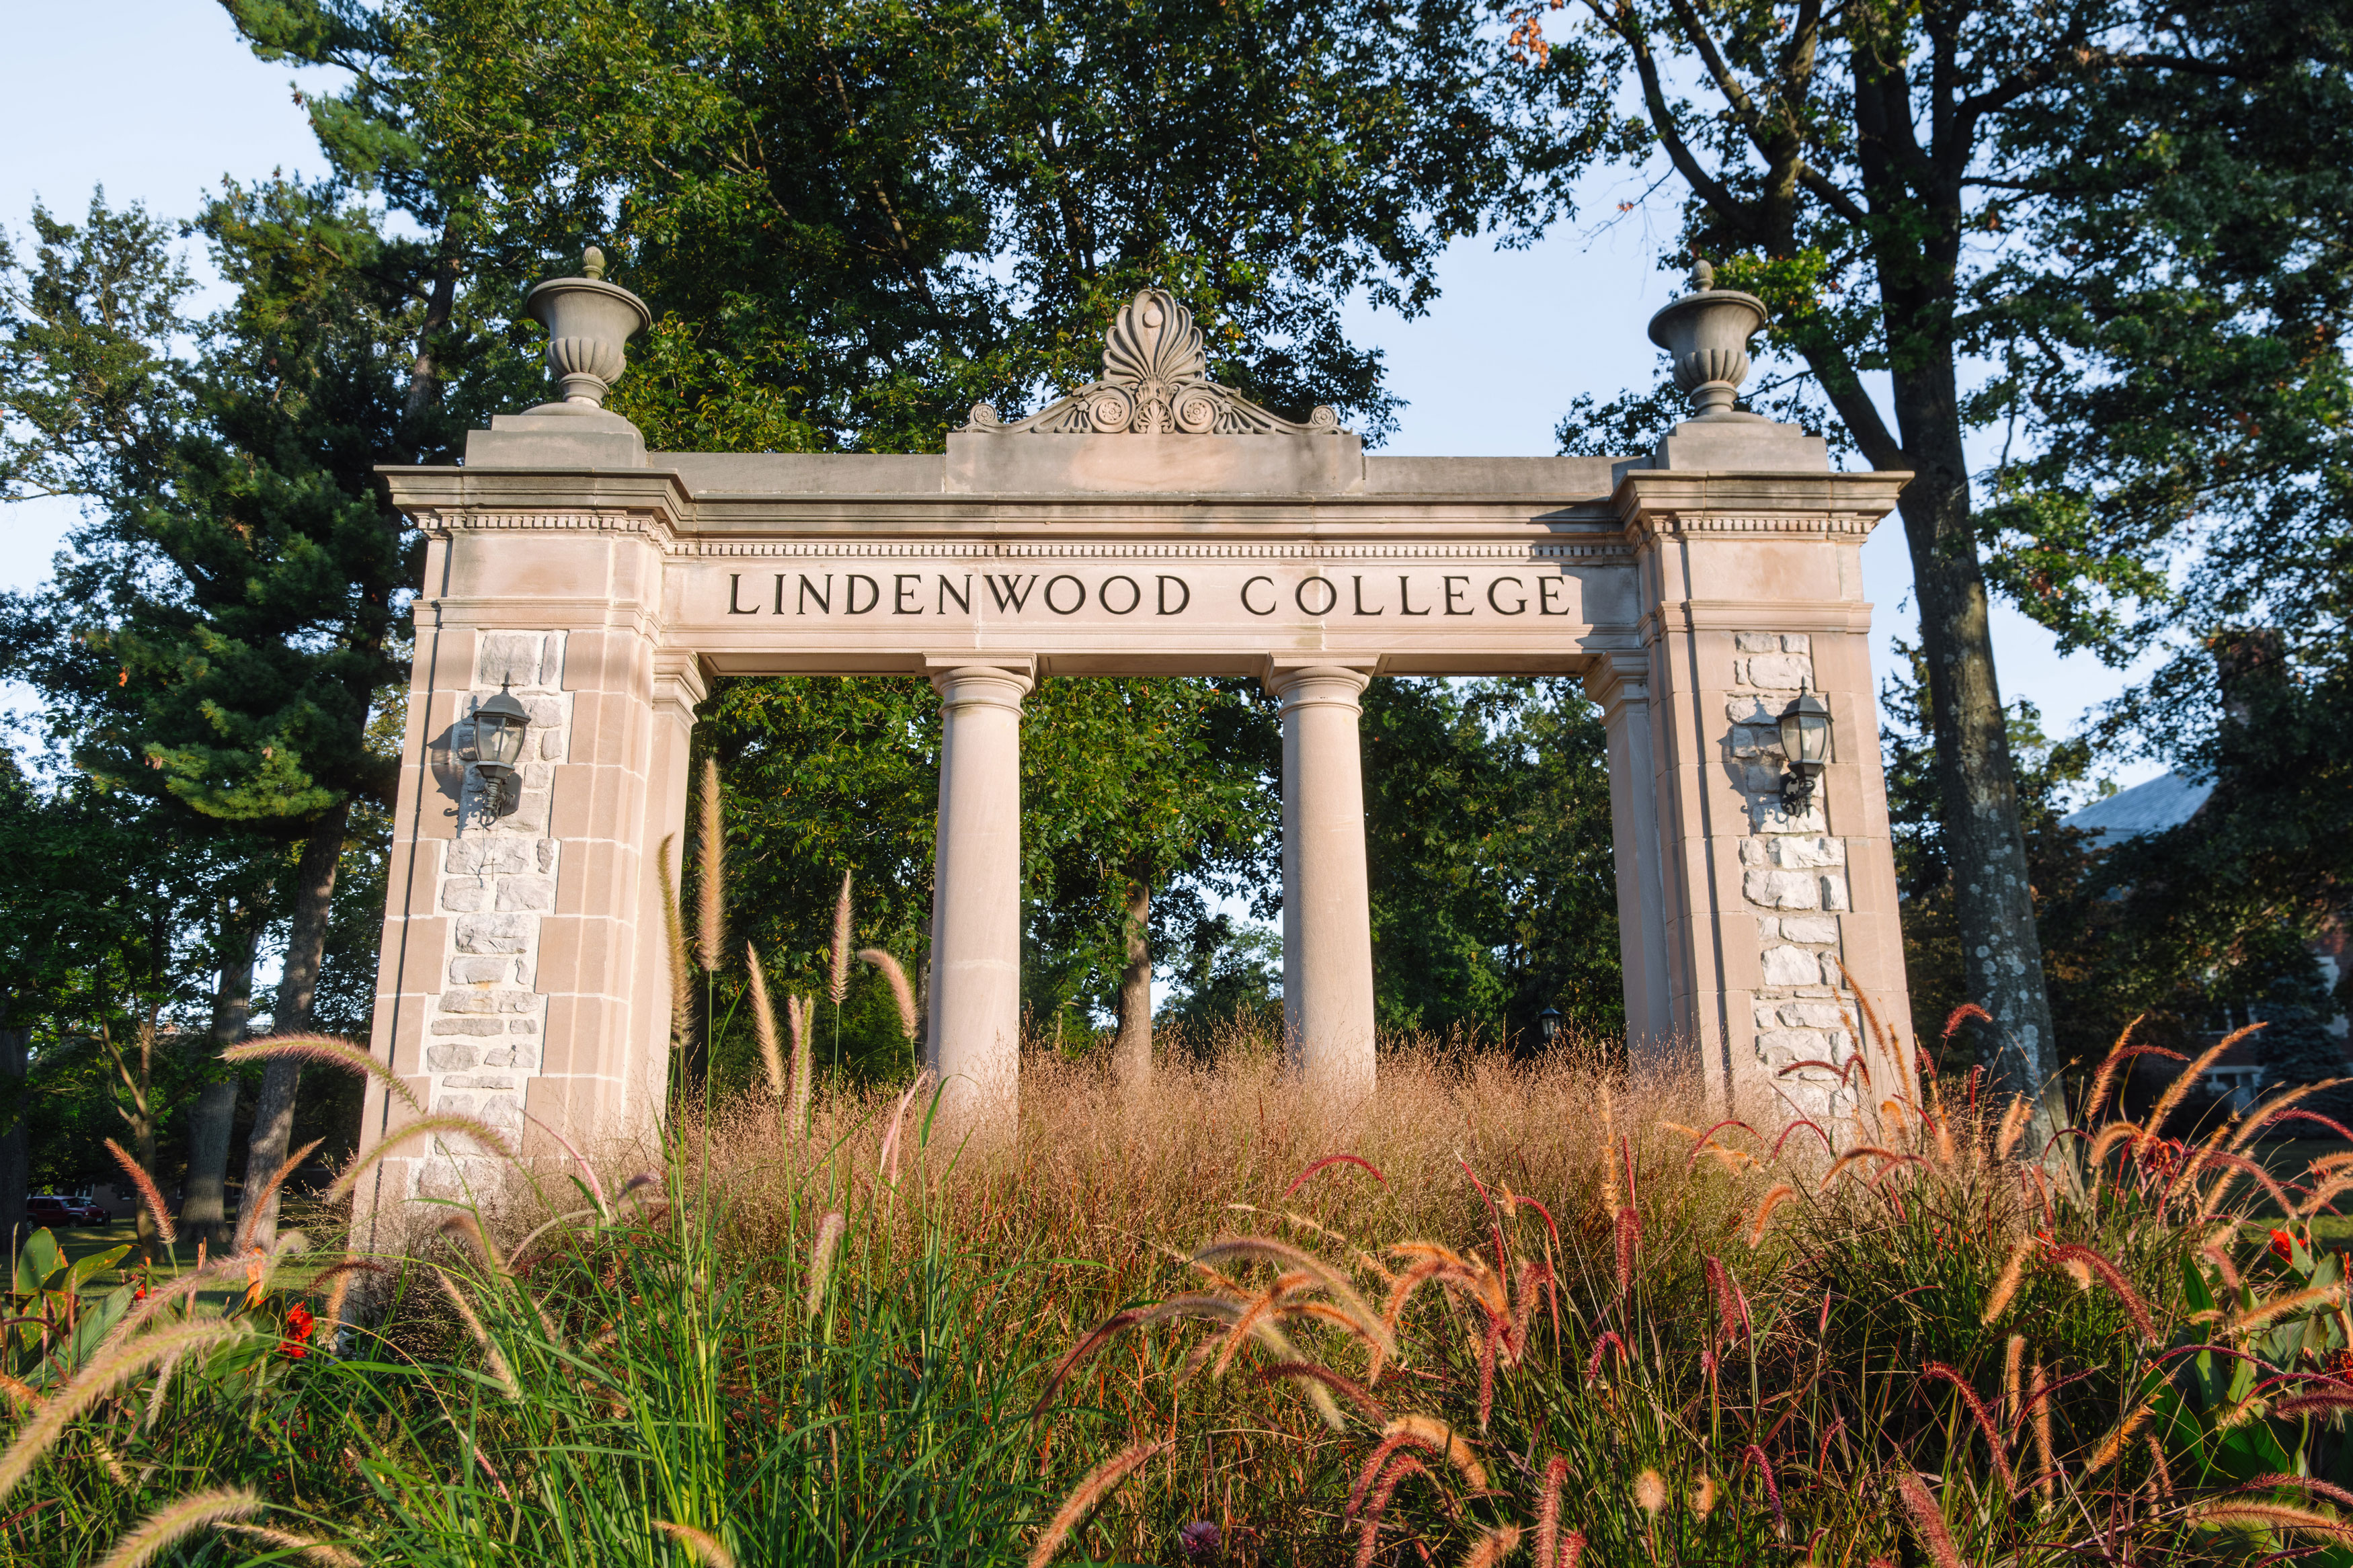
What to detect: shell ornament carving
<box><xmin>965</xmin><ymin>290</ymin><xmax>1341</xmax><ymax>436</ymax></box>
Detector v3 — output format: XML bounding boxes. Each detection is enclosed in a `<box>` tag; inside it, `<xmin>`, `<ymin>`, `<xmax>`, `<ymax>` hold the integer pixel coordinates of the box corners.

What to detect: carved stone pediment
<box><xmin>965</xmin><ymin>289</ymin><xmax>1342</xmax><ymax>436</ymax></box>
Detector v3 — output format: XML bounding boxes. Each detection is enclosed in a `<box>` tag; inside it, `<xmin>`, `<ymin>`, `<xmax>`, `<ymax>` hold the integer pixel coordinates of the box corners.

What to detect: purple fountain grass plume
<box><xmin>221</xmin><ymin>1523</ymin><xmax>361</xmax><ymax>1567</ymax></box>
<box><xmin>327</xmin><ymin>1114</ymin><xmax>518</xmax><ymax>1202</ymax></box>
<box><xmin>1462</xmin><ymin>1525</ymin><xmax>1522</xmax><ymax>1568</ymax></box>
<box><xmin>1533</xmin><ymin>1455</ymin><xmax>1569</xmax><ymax>1566</ymax></box>
<box><xmin>805</xmin><ymin>1211</ymin><xmax>846</xmax><ymax>1325</ymax></box>
<box><xmin>1920</xmin><ymin>1362</ymin><xmax>2016</xmax><ymax>1492</ymax></box>
<box><xmin>2230</xmin><ymin>1078</ymin><xmax>2352</xmax><ymax>1154</ymax></box>
<box><xmin>431</xmin><ymin>1266</ymin><xmax>519</xmax><ymax>1400</ymax></box>
<box><xmin>2083</xmin><ymin>1399</ymin><xmax>2156</xmax><ymax>1475</ymax></box>
<box><xmin>658</xmin><ymin>836</ymin><xmax>693</xmax><ymax>1051</ymax></box>
<box><xmin>695</xmin><ymin>758</ymin><xmax>725</xmax><ymax>972</ymax></box>
<box><xmin>1556</xmin><ymin>1529</ymin><xmax>1588</xmax><ymax>1568</ymax></box>
<box><xmin>2146</xmin><ymin>1023</ymin><xmax>2267</xmax><ymax>1147</ymax></box>
<box><xmin>2193</xmin><ymin>1147</ymin><xmax>2298</xmax><ymax>1221</ymax></box>
<box><xmin>1613</xmin><ymin>1205</ymin><xmax>1640</xmax><ymax>1301</ymax></box>
<box><xmin>91</xmin><ymin>1485</ymin><xmax>264</xmax><ymax>1568</ymax></box>
<box><xmin>234</xmin><ymin>1139</ymin><xmax>323</xmax><ymax>1255</ymax></box>
<box><xmin>653</xmin><ymin>1520</ymin><xmax>736</xmax><ymax>1568</ymax></box>
<box><xmin>1190</xmin><ymin>1237</ymin><xmax>1396</xmax><ymax>1361</ymax></box>
<box><xmin>1283</xmin><ymin>1152</ymin><xmax>1386</xmax><ymax>1198</ymax></box>
<box><xmin>1892</xmin><ymin>1472</ymin><xmax>1962</xmax><ymax>1568</ymax></box>
<box><xmin>440</xmin><ymin>1213</ymin><xmax>508</xmax><ymax>1277</ymax></box>
<box><xmin>1352</xmin><ymin>1454</ymin><xmax>1430</xmax><ymax>1568</ymax></box>
<box><xmin>859</xmin><ymin>948</ymin><xmax>920</xmax><ymax>1041</ymax></box>
<box><xmin>1741</xmin><ymin>1444</ymin><xmax>1784</xmax><ymax>1532</ymax></box>
<box><xmin>520</xmin><ymin>1110</ymin><xmax>610</xmax><ymax>1218</ymax></box>
<box><xmin>2192</xmin><ymin>1499</ymin><xmax>2353</xmax><ymax>1541</ymax></box>
<box><xmin>1252</xmin><ymin>1360</ymin><xmax>1387</xmax><ymax>1423</ymax></box>
<box><xmin>2081</xmin><ymin>1017</ymin><xmax>2159</xmax><ymax>1122</ymax></box>
<box><xmin>1027</xmin><ymin>1438</ymin><xmax>1171</xmax><ymax>1568</ymax></box>
<box><xmin>223</xmin><ymin>1034</ymin><xmax>423</xmax><ymax>1116</ymax></box>
<box><xmin>1982</xmin><ymin>1235</ymin><xmax>2037</xmax><ymax>1325</ymax></box>
<box><xmin>102</xmin><ymin>1138</ymin><xmax>175</xmax><ymax>1245</ymax></box>
<box><xmin>878</xmin><ymin>1071</ymin><xmax>933</xmax><ymax>1187</ymax></box>
<box><xmin>828</xmin><ymin>871</ymin><xmax>853</xmax><ymax>1006</ymax></box>
<box><xmin>0</xmin><ymin>1319</ymin><xmax>246</xmax><ymax>1505</ymax></box>
<box><xmin>746</xmin><ymin>944</ymin><xmax>787</xmax><ymax>1101</ymax></box>
<box><xmin>1749</xmin><ymin>1184</ymin><xmax>1798</xmax><ymax>1247</ymax></box>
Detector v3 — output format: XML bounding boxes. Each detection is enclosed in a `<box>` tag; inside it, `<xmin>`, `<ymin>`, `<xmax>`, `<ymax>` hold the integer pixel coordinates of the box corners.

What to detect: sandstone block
<box><xmin>1778</xmin><ymin>1001</ymin><xmax>1849</xmax><ymax>1029</ymax></box>
<box><xmin>478</xmin><ymin>632</ymin><xmax>553</xmax><ymax>690</ymax></box>
<box><xmin>1768</xmin><ymin>835</ymin><xmax>1844</xmax><ymax>869</ymax></box>
<box><xmin>1780</xmin><ymin>633</ymin><xmax>1810</xmax><ymax>653</ymax></box>
<box><xmin>1747</xmin><ymin>654</ymin><xmax>1812</xmax><ymax>690</ymax></box>
<box><xmin>1754</xmin><ymin>1028</ymin><xmax>1825</xmax><ymax>1061</ymax></box>
<box><xmin>1739</xmin><ymin>838</ymin><xmax>1771</xmax><ymax>868</ymax></box>
<box><xmin>447</xmin><ymin>837</ymin><xmax>534</xmax><ymax>876</ymax></box>
<box><xmin>1761</xmin><ymin>945</ymin><xmax>1825</xmax><ymax>986</ymax></box>
<box><xmin>1745</xmin><ymin>870</ymin><xmax>1821</xmax><ymax>910</ymax></box>
<box><xmin>1778</xmin><ymin>914</ymin><xmax>1841</xmax><ymax>946</ymax></box>
<box><xmin>430</xmin><ymin>1018</ymin><xmax>504</xmax><ymax>1036</ymax></box>
<box><xmin>444</xmin><ymin>1074</ymin><xmax>516</xmax><ymax>1091</ymax></box>
<box><xmin>455</xmin><ymin>913</ymin><xmax>530</xmax><ymax>954</ymax></box>
<box><xmin>448</xmin><ymin>955</ymin><xmax>514</xmax><ymax>985</ymax></box>
<box><xmin>496</xmin><ymin>875</ymin><xmax>556</xmax><ymax>911</ymax></box>
<box><xmin>426</xmin><ymin>1043</ymin><xmax>481</xmax><ymax>1071</ymax></box>
<box><xmin>438</xmin><ymin>880</ymin><xmax>489</xmax><ymax>913</ymax></box>
<box><xmin>1821</xmin><ymin>874</ymin><xmax>1851</xmax><ymax>912</ymax></box>
<box><xmin>536</xmin><ymin>839</ymin><xmax>557</xmax><ymax>872</ymax></box>
<box><xmin>1734</xmin><ymin>632</ymin><xmax>1782</xmax><ymax>653</ymax></box>
<box><xmin>439</xmin><ymin>989</ymin><xmax>497</xmax><ymax>1014</ymax></box>
<box><xmin>508</xmin><ymin>1018</ymin><xmax>537</xmax><ymax>1034</ymax></box>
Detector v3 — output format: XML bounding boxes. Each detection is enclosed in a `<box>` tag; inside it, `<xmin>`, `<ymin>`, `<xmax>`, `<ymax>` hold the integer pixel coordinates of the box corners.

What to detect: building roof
<box><xmin>2061</xmin><ymin>771</ymin><xmax>2215</xmax><ymax>841</ymax></box>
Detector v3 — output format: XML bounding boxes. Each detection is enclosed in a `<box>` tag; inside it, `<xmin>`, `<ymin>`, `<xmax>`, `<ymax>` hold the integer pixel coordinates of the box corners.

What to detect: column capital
<box><xmin>1262</xmin><ymin>660</ymin><xmax>1375</xmax><ymax>706</ymax></box>
<box><xmin>1581</xmin><ymin>651</ymin><xmax>1650</xmax><ymax>714</ymax></box>
<box><xmin>926</xmin><ymin>657</ymin><xmax>1035</xmax><ymax>708</ymax></box>
<box><xmin>653</xmin><ymin>649</ymin><xmax>709</xmax><ymax>713</ymax></box>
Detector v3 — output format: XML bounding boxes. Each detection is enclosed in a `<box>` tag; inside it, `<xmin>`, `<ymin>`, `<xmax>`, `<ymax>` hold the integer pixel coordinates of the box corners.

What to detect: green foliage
<box><xmin>1363</xmin><ymin>678</ymin><xmax>1621</xmax><ymax>1045</ymax></box>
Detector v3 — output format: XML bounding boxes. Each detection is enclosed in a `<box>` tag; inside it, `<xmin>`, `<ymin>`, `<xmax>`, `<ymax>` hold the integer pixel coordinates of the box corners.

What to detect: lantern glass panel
<box><xmin>1777</xmin><ymin>696</ymin><xmax>1832</xmax><ymax>768</ymax></box>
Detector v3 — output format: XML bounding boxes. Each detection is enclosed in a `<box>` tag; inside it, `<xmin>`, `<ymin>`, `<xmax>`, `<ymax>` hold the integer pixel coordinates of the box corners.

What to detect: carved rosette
<box><xmin>966</xmin><ymin>290</ymin><xmax>1342</xmax><ymax>436</ymax></box>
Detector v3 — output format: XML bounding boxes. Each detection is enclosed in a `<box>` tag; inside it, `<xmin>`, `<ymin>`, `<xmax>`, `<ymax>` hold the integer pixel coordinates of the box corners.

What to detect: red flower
<box><xmin>280</xmin><ymin>1303</ymin><xmax>317</xmax><ymax>1360</ymax></box>
<box><xmin>2271</xmin><ymin>1229</ymin><xmax>2301</xmax><ymax>1263</ymax></box>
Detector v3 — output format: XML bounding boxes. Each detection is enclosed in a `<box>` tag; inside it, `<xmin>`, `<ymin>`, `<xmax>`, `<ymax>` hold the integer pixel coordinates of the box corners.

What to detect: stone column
<box><xmin>356</xmin><ymin>506</ymin><xmax>683</xmax><ymax>1235</ymax></box>
<box><xmin>925</xmin><ymin>661</ymin><xmax>1033</xmax><ymax>1126</ymax></box>
<box><xmin>1265</xmin><ymin>663</ymin><xmax>1378</xmax><ymax>1098</ymax></box>
<box><xmin>1618</xmin><ymin>431</ymin><xmax>1913</xmax><ymax>1120</ymax></box>
<box><xmin>1584</xmin><ymin>652</ymin><xmax>1677</xmax><ymax>1056</ymax></box>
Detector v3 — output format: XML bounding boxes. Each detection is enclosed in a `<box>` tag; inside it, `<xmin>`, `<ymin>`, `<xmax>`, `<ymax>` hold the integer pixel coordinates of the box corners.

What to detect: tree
<box><xmin>0</xmin><ymin>182</ymin><xmax>493</xmax><ymax>1243</ymax></box>
<box><xmin>1362</xmin><ymin>679</ymin><xmax>1622</xmax><ymax>1046</ymax></box>
<box><xmin>1020</xmin><ymin>678</ymin><xmax>1280</xmax><ymax>1081</ymax></box>
<box><xmin>1510</xmin><ymin>0</ymin><xmax>2348</xmax><ymax>1122</ymax></box>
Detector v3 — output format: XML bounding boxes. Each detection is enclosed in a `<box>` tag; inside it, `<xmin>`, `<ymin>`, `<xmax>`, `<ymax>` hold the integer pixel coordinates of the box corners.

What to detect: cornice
<box><xmin>1609</xmin><ymin>469</ymin><xmax>1911</xmax><ymax>544</ymax></box>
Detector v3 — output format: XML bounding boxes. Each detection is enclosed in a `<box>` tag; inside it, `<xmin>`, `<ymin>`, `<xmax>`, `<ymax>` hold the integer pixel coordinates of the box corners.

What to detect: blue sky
<box><xmin>1</xmin><ymin>0</ymin><xmax>2162</xmax><ymax>792</ymax></box>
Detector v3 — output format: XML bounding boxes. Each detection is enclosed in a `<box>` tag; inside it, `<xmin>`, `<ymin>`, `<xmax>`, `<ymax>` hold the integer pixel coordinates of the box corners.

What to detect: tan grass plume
<box><xmin>220</xmin><ymin>1523</ymin><xmax>362</xmax><ymax>1567</ymax></box>
<box><xmin>787</xmin><ymin>994</ymin><xmax>813</xmax><ymax>1132</ymax></box>
<box><xmin>0</xmin><ymin>1319</ymin><xmax>245</xmax><ymax>1505</ymax></box>
<box><xmin>653</xmin><ymin>1520</ymin><xmax>737</xmax><ymax>1568</ymax></box>
<box><xmin>746</xmin><ymin>943</ymin><xmax>787</xmax><ymax>1100</ymax></box>
<box><xmin>2146</xmin><ymin>1023</ymin><xmax>2264</xmax><ymax>1146</ymax></box>
<box><xmin>829</xmin><ymin>870</ymin><xmax>853</xmax><ymax>1006</ymax></box>
<box><xmin>223</xmin><ymin>1034</ymin><xmax>424</xmax><ymax>1117</ymax></box>
<box><xmin>431</xmin><ymin>1267</ymin><xmax>520</xmax><ymax>1401</ymax></box>
<box><xmin>92</xmin><ymin>1487</ymin><xmax>264</xmax><ymax>1568</ymax></box>
<box><xmin>696</xmin><ymin>758</ymin><xmax>725</xmax><ymax>972</ymax></box>
<box><xmin>1981</xmin><ymin>1235</ymin><xmax>2036</xmax><ymax>1325</ymax></box>
<box><xmin>235</xmin><ymin>1137</ymin><xmax>323</xmax><ymax>1255</ymax></box>
<box><xmin>1028</xmin><ymin>1438</ymin><xmax>1171</xmax><ymax>1568</ymax></box>
<box><xmin>102</xmin><ymin>1137</ymin><xmax>175</xmax><ymax>1245</ymax></box>
<box><xmin>805</xmin><ymin>1210</ymin><xmax>846</xmax><ymax>1325</ymax></box>
<box><xmin>659</xmin><ymin>835</ymin><xmax>692</xmax><ymax>1049</ymax></box>
<box><xmin>860</xmin><ymin>948</ymin><xmax>920</xmax><ymax>1041</ymax></box>
<box><xmin>1632</xmin><ymin>1469</ymin><xmax>1667</xmax><ymax>1515</ymax></box>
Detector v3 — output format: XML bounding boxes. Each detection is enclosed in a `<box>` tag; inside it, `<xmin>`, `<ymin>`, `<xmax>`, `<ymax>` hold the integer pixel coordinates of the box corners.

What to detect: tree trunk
<box><xmin>1886</xmin><ymin>368</ymin><xmax>2064</xmax><ymax>1130</ymax></box>
<box><xmin>395</xmin><ymin>219</ymin><xmax>464</xmax><ymax>461</ymax></box>
<box><xmin>1113</xmin><ymin>872</ymin><xmax>1152</xmax><ymax>1087</ymax></box>
<box><xmin>182</xmin><ymin>910</ymin><xmax>257</xmax><ymax>1247</ymax></box>
<box><xmin>0</xmin><ymin>1007</ymin><xmax>26</xmax><ymax>1266</ymax></box>
<box><xmin>235</xmin><ymin>802</ymin><xmax>347</xmax><ymax>1250</ymax></box>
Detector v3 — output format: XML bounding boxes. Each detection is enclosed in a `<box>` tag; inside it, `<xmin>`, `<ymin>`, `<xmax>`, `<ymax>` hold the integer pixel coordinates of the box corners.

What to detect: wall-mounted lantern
<box><xmin>464</xmin><ymin>682</ymin><xmax>532</xmax><ymax>817</ymax></box>
<box><xmin>1536</xmin><ymin>1004</ymin><xmax>1563</xmax><ymax>1046</ymax></box>
<box><xmin>1776</xmin><ymin>690</ymin><xmax>1833</xmax><ymax>814</ymax></box>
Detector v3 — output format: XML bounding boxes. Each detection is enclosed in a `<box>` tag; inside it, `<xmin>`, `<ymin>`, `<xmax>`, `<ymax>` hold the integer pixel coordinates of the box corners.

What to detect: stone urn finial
<box><xmin>522</xmin><ymin>246</ymin><xmax>652</xmax><ymax>413</ymax></box>
<box><xmin>1646</xmin><ymin>257</ymin><xmax>1769</xmax><ymax>420</ymax></box>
